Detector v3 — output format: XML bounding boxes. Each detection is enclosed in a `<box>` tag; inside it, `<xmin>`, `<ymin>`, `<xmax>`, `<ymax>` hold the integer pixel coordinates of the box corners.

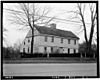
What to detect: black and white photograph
<box><xmin>1</xmin><ymin>1</ymin><xmax>98</xmax><ymax>79</ymax></box>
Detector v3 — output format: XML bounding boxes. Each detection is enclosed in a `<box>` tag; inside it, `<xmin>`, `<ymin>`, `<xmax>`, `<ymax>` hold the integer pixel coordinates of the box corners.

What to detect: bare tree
<box><xmin>3</xmin><ymin>27</ymin><xmax>7</xmax><ymax>40</ymax></box>
<box><xmin>3</xmin><ymin>26</ymin><xmax>8</xmax><ymax>47</ymax></box>
<box><xmin>5</xmin><ymin>3</ymin><xmax>55</xmax><ymax>54</ymax></box>
<box><xmin>67</xmin><ymin>3</ymin><xmax>97</xmax><ymax>56</ymax></box>
<box><xmin>13</xmin><ymin>39</ymin><xmax>22</xmax><ymax>51</ymax></box>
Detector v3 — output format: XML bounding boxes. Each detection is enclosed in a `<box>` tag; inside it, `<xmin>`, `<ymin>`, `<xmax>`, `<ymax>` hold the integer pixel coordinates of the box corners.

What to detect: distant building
<box><xmin>20</xmin><ymin>23</ymin><xmax>79</xmax><ymax>54</ymax></box>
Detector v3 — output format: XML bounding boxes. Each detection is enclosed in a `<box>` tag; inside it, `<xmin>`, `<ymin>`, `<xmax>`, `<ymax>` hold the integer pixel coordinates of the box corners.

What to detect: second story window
<box><xmin>45</xmin><ymin>36</ymin><xmax>47</xmax><ymax>42</ymax></box>
<box><xmin>61</xmin><ymin>38</ymin><xmax>63</xmax><ymax>43</ymax></box>
<box><xmin>51</xmin><ymin>36</ymin><xmax>54</xmax><ymax>42</ymax></box>
<box><xmin>74</xmin><ymin>40</ymin><xmax>76</xmax><ymax>45</ymax></box>
<box><xmin>68</xmin><ymin>39</ymin><xmax>70</xmax><ymax>44</ymax></box>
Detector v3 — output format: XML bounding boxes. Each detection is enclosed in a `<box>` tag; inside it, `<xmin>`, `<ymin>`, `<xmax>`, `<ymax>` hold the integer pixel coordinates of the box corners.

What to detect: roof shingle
<box><xmin>35</xmin><ymin>26</ymin><xmax>79</xmax><ymax>39</ymax></box>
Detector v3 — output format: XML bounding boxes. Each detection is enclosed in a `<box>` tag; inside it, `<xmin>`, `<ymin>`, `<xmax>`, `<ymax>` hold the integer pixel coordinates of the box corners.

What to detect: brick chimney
<box><xmin>50</xmin><ymin>23</ymin><xmax>56</xmax><ymax>29</ymax></box>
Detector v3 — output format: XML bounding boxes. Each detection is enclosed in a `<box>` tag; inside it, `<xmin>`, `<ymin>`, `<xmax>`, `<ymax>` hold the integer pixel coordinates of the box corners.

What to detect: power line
<box><xmin>4</xmin><ymin>8</ymin><xmax>91</xmax><ymax>25</ymax></box>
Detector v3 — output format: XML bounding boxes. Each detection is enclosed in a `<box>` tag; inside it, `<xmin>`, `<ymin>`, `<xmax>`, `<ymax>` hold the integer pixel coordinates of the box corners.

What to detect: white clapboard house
<box><xmin>20</xmin><ymin>23</ymin><xmax>79</xmax><ymax>54</ymax></box>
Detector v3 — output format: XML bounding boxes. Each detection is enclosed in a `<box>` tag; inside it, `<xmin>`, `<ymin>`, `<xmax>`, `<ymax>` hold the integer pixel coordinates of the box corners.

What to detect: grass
<box><xmin>3</xmin><ymin>57</ymin><xmax>97</xmax><ymax>64</ymax></box>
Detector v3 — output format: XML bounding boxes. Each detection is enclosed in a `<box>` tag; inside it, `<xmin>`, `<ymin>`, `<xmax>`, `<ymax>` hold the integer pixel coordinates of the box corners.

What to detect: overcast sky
<box><xmin>3</xmin><ymin>3</ymin><xmax>97</xmax><ymax>47</ymax></box>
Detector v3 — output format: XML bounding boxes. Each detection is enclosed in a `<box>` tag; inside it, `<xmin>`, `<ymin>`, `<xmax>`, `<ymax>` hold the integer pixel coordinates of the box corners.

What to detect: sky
<box><xmin>3</xmin><ymin>3</ymin><xmax>97</xmax><ymax>47</ymax></box>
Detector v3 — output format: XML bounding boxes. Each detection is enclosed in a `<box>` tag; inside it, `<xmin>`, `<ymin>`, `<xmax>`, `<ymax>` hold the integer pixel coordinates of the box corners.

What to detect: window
<box><xmin>28</xmin><ymin>39</ymin><xmax>30</xmax><ymax>43</ymax></box>
<box><xmin>68</xmin><ymin>39</ymin><xmax>70</xmax><ymax>44</ymax></box>
<box><xmin>23</xmin><ymin>48</ymin><xmax>25</xmax><ymax>53</ymax></box>
<box><xmin>74</xmin><ymin>49</ymin><xmax>76</xmax><ymax>54</ymax></box>
<box><xmin>60</xmin><ymin>47</ymin><xmax>63</xmax><ymax>49</ymax></box>
<box><xmin>68</xmin><ymin>48</ymin><xmax>70</xmax><ymax>54</ymax></box>
<box><xmin>51</xmin><ymin>47</ymin><xmax>53</xmax><ymax>53</ymax></box>
<box><xmin>61</xmin><ymin>38</ymin><xmax>63</xmax><ymax>43</ymax></box>
<box><xmin>74</xmin><ymin>40</ymin><xmax>76</xmax><ymax>45</ymax></box>
<box><xmin>45</xmin><ymin>36</ymin><xmax>47</xmax><ymax>42</ymax></box>
<box><xmin>24</xmin><ymin>42</ymin><xmax>25</xmax><ymax>45</ymax></box>
<box><xmin>44</xmin><ymin>47</ymin><xmax>47</xmax><ymax>53</ymax></box>
<box><xmin>51</xmin><ymin>36</ymin><xmax>54</xmax><ymax>42</ymax></box>
<box><xmin>28</xmin><ymin>47</ymin><xmax>29</xmax><ymax>53</ymax></box>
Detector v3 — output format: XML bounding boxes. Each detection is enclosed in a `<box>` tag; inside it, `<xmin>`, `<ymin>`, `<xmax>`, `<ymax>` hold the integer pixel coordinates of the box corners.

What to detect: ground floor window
<box><xmin>74</xmin><ymin>49</ymin><xmax>76</xmax><ymax>54</ymax></box>
<box><xmin>68</xmin><ymin>48</ymin><xmax>70</xmax><ymax>54</ymax></box>
<box><xmin>28</xmin><ymin>47</ymin><xmax>29</xmax><ymax>53</ymax></box>
<box><xmin>23</xmin><ymin>48</ymin><xmax>25</xmax><ymax>53</ymax></box>
<box><xmin>44</xmin><ymin>47</ymin><xmax>47</xmax><ymax>53</ymax></box>
<box><xmin>51</xmin><ymin>47</ymin><xmax>53</xmax><ymax>53</ymax></box>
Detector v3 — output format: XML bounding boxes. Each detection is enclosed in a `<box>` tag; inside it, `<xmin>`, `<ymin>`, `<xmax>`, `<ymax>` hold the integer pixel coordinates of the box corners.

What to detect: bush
<box><xmin>20</xmin><ymin>52</ymin><xmax>81</xmax><ymax>58</ymax></box>
<box><xmin>21</xmin><ymin>53</ymin><xmax>47</xmax><ymax>58</ymax></box>
<box><xmin>3</xmin><ymin>47</ymin><xmax>21</xmax><ymax>60</ymax></box>
<box><xmin>49</xmin><ymin>53</ymin><xmax>80</xmax><ymax>57</ymax></box>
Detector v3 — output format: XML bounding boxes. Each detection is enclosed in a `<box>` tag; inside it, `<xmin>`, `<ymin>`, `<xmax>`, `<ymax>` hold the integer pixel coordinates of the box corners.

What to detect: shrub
<box><xmin>3</xmin><ymin>47</ymin><xmax>21</xmax><ymax>60</ymax></box>
<box><xmin>20</xmin><ymin>52</ymin><xmax>81</xmax><ymax>58</ymax></box>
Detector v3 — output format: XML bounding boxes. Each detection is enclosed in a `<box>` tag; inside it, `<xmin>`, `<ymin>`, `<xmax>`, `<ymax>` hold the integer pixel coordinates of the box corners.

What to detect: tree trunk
<box><xmin>85</xmin><ymin>41</ymin><xmax>91</xmax><ymax>57</ymax></box>
<box><xmin>84</xmin><ymin>52</ymin><xmax>86</xmax><ymax>58</ymax></box>
<box><xmin>31</xmin><ymin>29</ymin><xmax>34</xmax><ymax>54</ymax></box>
<box><xmin>93</xmin><ymin>53</ymin><xmax>95</xmax><ymax>58</ymax></box>
<box><xmin>87</xmin><ymin>42</ymin><xmax>92</xmax><ymax>57</ymax></box>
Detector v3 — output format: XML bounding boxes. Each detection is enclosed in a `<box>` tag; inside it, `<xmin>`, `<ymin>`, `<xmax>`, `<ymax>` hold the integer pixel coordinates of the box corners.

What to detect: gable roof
<box><xmin>35</xmin><ymin>25</ymin><xmax>79</xmax><ymax>39</ymax></box>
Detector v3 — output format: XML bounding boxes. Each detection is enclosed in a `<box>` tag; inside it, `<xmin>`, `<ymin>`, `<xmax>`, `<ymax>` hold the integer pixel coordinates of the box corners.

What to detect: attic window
<box><xmin>24</xmin><ymin>42</ymin><xmax>25</xmax><ymax>45</ymax></box>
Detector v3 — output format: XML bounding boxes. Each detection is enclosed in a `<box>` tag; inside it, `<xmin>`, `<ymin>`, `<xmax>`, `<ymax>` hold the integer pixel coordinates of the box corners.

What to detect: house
<box><xmin>20</xmin><ymin>23</ymin><xmax>79</xmax><ymax>55</ymax></box>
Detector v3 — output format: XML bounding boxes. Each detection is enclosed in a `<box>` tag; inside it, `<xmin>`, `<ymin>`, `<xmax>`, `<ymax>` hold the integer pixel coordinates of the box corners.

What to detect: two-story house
<box><xmin>20</xmin><ymin>23</ymin><xmax>79</xmax><ymax>55</ymax></box>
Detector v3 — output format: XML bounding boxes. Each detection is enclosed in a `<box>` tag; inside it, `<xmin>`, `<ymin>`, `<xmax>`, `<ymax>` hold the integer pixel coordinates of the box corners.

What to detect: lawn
<box><xmin>3</xmin><ymin>57</ymin><xmax>97</xmax><ymax>64</ymax></box>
